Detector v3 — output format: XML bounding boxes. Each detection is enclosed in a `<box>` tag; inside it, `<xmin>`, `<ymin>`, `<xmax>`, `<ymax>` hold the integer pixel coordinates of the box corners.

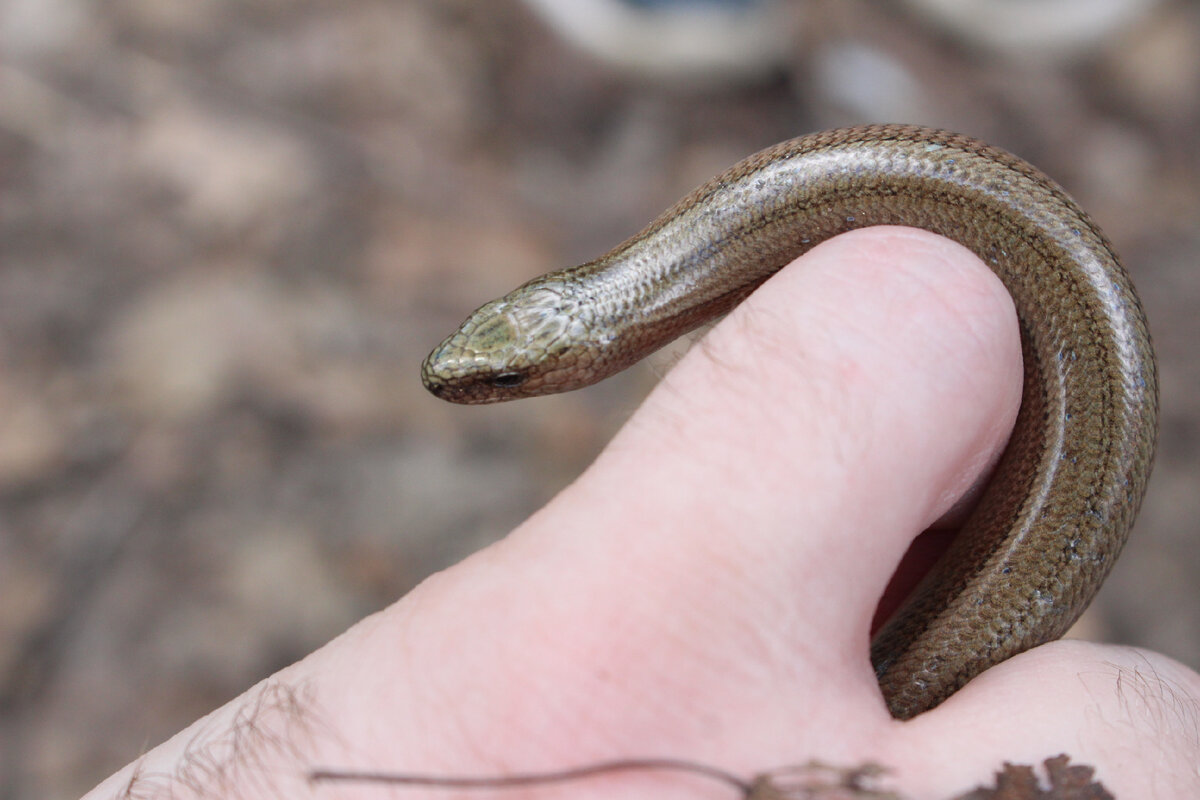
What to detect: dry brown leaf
<box><xmin>952</xmin><ymin>755</ymin><xmax>1114</xmax><ymax>800</ymax></box>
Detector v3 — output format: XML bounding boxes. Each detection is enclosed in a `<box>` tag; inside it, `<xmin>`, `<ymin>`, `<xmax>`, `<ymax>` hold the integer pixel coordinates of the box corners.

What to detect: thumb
<box><xmin>478</xmin><ymin>225</ymin><xmax>1024</xmax><ymax>765</ymax></box>
<box><xmin>214</xmin><ymin>226</ymin><xmax>1025</xmax><ymax>794</ymax></box>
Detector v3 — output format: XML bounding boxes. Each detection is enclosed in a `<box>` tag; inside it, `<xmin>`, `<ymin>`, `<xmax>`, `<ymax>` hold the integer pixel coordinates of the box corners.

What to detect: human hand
<box><xmin>84</xmin><ymin>228</ymin><xmax>1200</xmax><ymax>799</ymax></box>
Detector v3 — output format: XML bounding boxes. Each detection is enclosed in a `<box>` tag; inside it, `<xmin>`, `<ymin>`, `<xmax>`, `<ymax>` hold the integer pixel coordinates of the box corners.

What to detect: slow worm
<box><xmin>421</xmin><ymin>125</ymin><xmax>1158</xmax><ymax>720</ymax></box>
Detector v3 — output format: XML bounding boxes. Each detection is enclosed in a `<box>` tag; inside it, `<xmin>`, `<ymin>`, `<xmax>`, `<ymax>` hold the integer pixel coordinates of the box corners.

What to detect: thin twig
<box><xmin>309</xmin><ymin>757</ymin><xmax>754</xmax><ymax>795</ymax></box>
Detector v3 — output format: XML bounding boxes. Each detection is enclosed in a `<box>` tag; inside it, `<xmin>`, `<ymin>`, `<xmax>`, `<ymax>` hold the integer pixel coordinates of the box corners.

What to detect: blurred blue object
<box><xmin>624</xmin><ymin>0</ymin><xmax>766</xmax><ymax>8</ymax></box>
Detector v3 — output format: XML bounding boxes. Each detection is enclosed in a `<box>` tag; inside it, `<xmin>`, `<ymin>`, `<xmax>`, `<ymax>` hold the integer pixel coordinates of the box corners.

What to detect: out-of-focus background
<box><xmin>1</xmin><ymin>0</ymin><xmax>1197</xmax><ymax>797</ymax></box>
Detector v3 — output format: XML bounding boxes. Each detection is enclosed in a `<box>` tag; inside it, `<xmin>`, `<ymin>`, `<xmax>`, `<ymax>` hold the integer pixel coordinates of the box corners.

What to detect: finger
<box><xmin>888</xmin><ymin>640</ymin><xmax>1200</xmax><ymax>797</ymax></box>
<box><xmin>581</xmin><ymin>225</ymin><xmax>1019</xmax><ymax>651</ymax></box>
<box><xmin>485</xmin><ymin>226</ymin><xmax>1023</xmax><ymax>753</ymax></box>
<box><xmin>263</xmin><ymin>226</ymin><xmax>1023</xmax><ymax>784</ymax></box>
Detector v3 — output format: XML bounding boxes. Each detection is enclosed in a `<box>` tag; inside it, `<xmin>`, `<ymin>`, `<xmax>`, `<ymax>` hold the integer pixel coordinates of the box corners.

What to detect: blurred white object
<box><xmin>0</xmin><ymin>0</ymin><xmax>90</xmax><ymax>58</ymax></box>
<box><xmin>811</xmin><ymin>42</ymin><xmax>929</xmax><ymax>124</ymax></box>
<box><xmin>900</xmin><ymin>0</ymin><xmax>1162</xmax><ymax>57</ymax></box>
<box><xmin>520</xmin><ymin>0</ymin><xmax>793</xmax><ymax>82</ymax></box>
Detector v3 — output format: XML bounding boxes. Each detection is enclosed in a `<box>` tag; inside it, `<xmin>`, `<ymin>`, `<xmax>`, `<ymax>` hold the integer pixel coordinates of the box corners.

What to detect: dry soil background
<box><xmin>1</xmin><ymin>1</ymin><xmax>1198</xmax><ymax>798</ymax></box>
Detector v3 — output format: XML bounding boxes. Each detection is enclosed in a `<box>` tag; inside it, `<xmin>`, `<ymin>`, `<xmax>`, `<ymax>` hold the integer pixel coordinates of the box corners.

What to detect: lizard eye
<box><xmin>491</xmin><ymin>372</ymin><xmax>527</xmax><ymax>388</ymax></box>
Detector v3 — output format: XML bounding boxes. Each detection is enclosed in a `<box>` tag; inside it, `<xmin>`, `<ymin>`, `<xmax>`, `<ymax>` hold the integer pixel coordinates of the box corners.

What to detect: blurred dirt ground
<box><xmin>0</xmin><ymin>1</ymin><xmax>1198</xmax><ymax>797</ymax></box>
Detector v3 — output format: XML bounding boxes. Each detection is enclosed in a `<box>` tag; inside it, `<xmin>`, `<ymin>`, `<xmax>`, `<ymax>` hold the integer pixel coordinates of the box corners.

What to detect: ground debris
<box><xmin>748</xmin><ymin>760</ymin><xmax>901</xmax><ymax>799</ymax></box>
<box><xmin>951</xmin><ymin>755</ymin><xmax>1113</xmax><ymax>800</ymax></box>
<box><xmin>312</xmin><ymin>754</ymin><xmax>1114</xmax><ymax>800</ymax></box>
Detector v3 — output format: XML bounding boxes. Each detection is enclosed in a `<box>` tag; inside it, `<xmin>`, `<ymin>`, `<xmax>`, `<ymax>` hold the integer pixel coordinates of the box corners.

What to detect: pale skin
<box><xmin>86</xmin><ymin>229</ymin><xmax>1200</xmax><ymax>800</ymax></box>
